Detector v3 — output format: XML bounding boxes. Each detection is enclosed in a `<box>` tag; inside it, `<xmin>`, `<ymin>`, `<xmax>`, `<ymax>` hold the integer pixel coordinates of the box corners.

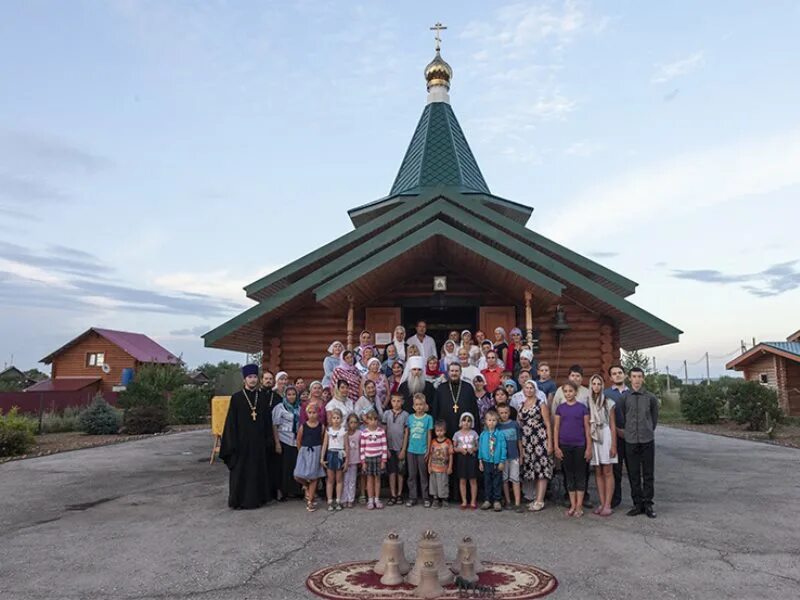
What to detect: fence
<box><xmin>0</xmin><ymin>391</ymin><xmax>119</xmax><ymax>414</ymax></box>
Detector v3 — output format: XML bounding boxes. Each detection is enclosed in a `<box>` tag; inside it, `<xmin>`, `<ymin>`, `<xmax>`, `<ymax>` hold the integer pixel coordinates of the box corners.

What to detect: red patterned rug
<box><xmin>306</xmin><ymin>560</ymin><xmax>558</xmax><ymax>599</ymax></box>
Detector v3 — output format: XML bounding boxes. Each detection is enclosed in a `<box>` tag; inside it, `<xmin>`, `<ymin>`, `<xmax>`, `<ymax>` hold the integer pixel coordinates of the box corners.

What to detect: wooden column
<box><xmin>346</xmin><ymin>296</ymin><xmax>355</xmax><ymax>351</ymax></box>
<box><xmin>524</xmin><ymin>290</ymin><xmax>534</xmax><ymax>347</ymax></box>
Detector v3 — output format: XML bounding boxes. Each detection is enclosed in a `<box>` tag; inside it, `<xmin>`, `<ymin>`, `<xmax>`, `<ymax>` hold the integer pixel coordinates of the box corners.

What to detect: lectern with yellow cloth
<box><xmin>209</xmin><ymin>396</ymin><xmax>231</xmax><ymax>464</ymax></box>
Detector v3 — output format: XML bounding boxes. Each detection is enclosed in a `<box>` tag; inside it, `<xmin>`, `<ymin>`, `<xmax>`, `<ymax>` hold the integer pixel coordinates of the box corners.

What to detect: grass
<box><xmin>658</xmin><ymin>391</ymin><xmax>685</xmax><ymax>424</ymax></box>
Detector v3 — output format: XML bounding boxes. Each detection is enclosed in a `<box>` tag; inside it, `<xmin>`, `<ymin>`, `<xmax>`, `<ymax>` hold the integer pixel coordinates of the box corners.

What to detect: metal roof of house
<box><xmin>726</xmin><ymin>341</ymin><xmax>800</xmax><ymax>370</ymax></box>
<box><xmin>26</xmin><ymin>377</ymin><xmax>101</xmax><ymax>392</ymax></box>
<box><xmin>41</xmin><ymin>328</ymin><xmax>180</xmax><ymax>365</ymax></box>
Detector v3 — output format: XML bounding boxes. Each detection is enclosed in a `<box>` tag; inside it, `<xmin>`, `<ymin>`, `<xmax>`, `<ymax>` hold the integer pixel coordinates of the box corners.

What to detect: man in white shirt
<box><xmin>406</xmin><ymin>320</ymin><xmax>437</xmax><ymax>361</ymax></box>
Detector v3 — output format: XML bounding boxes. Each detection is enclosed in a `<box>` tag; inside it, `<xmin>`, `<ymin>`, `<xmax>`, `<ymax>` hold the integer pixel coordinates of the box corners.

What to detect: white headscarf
<box><xmin>442</xmin><ymin>340</ymin><xmax>458</xmax><ymax>367</ymax></box>
<box><xmin>327</xmin><ymin>341</ymin><xmax>343</xmax><ymax>355</ymax></box>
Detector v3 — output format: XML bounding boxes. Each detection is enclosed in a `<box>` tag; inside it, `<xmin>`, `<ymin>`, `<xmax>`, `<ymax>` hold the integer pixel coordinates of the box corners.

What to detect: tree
<box><xmin>24</xmin><ymin>369</ymin><xmax>49</xmax><ymax>382</ymax></box>
<box><xmin>621</xmin><ymin>350</ymin><xmax>651</xmax><ymax>374</ymax></box>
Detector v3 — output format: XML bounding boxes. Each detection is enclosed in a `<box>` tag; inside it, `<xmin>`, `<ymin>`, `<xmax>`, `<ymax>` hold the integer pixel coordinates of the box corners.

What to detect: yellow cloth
<box><xmin>211</xmin><ymin>396</ymin><xmax>231</xmax><ymax>437</ymax></box>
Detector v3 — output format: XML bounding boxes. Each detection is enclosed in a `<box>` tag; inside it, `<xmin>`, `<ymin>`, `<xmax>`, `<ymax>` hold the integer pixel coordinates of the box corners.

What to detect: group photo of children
<box><xmin>220</xmin><ymin>322</ymin><xmax>659</xmax><ymax>520</ymax></box>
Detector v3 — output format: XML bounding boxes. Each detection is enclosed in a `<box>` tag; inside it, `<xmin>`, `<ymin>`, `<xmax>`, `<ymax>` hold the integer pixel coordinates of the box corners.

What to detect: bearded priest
<box><xmin>220</xmin><ymin>364</ymin><xmax>273</xmax><ymax>509</ymax></box>
<box><xmin>433</xmin><ymin>363</ymin><xmax>481</xmax><ymax>438</ymax></box>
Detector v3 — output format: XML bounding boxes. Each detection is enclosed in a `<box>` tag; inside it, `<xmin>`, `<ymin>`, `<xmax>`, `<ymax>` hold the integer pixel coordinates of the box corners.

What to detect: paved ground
<box><xmin>1</xmin><ymin>427</ymin><xmax>798</xmax><ymax>600</ymax></box>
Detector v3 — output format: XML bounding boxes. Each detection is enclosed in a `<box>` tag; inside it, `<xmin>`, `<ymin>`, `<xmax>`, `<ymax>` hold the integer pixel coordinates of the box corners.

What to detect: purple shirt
<box><xmin>556</xmin><ymin>401</ymin><xmax>589</xmax><ymax>447</ymax></box>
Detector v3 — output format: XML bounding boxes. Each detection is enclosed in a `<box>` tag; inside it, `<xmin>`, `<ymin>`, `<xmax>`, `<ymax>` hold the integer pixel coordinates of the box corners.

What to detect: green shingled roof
<box><xmin>390</xmin><ymin>102</ymin><xmax>489</xmax><ymax>196</ymax></box>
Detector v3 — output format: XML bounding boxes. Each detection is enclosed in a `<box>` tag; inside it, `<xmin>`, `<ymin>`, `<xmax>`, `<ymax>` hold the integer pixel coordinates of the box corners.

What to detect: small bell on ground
<box><xmin>379</xmin><ymin>556</ymin><xmax>405</xmax><ymax>586</ymax></box>
<box><xmin>453</xmin><ymin>536</ymin><xmax>486</xmax><ymax>574</ymax></box>
<box><xmin>457</xmin><ymin>557</ymin><xmax>478</xmax><ymax>585</ymax></box>
<box><xmin>374</xmin><ymin>532</ymin><xmax>410</xmax><ymax>575</ymax></box>
<box><xmin>416</xmin><ymin>561</ymin><xmax>444</xmax><ymax>599</ymax></box>
<box><xmin>407</xmin><ymin>530</ymin><xmax>452</xmax><ymax>585</ymax></box>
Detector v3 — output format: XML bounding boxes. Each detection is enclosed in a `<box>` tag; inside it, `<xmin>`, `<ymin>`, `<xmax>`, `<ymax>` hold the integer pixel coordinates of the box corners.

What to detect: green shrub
<box><xmin>40</xmin><ymin>406</ymin><xmax>83</xmax><ymax>434</ymax></box>
<box><xmin>168</xmin><ymin>386</ymin><xmax>212</xmax><ymax>425</ymax></box>
<box><xmin>123</xmin><ymin>405</ymin><xmax>168</xmax><ymax>435</ymax></box>
<box><xmin>0</xmin><ymin>407</ymin><xmax>37</xmax><ymax>456</ymax></box>
<box><xmin>680</xmin><ymin>384</ymin><xmax>724</xmax><ymax>424</ymax></box>
<box><xmin>727</xmin><ymin>380</ymin><xmax>782</xmax><ymax>431</ymax></box>
<box><xmin>79</xmin><ymin>395</ymin><xmax>122</xmax><ymax>435</ymax></box>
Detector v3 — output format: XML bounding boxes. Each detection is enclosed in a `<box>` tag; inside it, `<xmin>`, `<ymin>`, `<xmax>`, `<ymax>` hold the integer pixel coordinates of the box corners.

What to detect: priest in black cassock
<box><xmin>219</xmin><ymin>364</ymin><xmax>273</xmax><ymax>509</ymax></box>
<box><xmin>432</xmin><ymin>363</ymin><xmax>481</xmax><ymax>437</ymax></box>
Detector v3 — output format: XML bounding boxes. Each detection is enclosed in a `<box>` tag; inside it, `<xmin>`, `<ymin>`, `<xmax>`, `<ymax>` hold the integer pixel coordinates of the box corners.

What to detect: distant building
<box><xmin>31</xmin><ymin>328</ymin><xmax>181</xmax><ymax>396</ymax></box>
<box><xmin>726</xmin><ymin>329</ymin><xmax>800</xmax><ymax>416</ymax></box>
<box><xmin>0</xmin><ymin>366</ymin><xmax>38</xmax><ymax>390</ymax></box>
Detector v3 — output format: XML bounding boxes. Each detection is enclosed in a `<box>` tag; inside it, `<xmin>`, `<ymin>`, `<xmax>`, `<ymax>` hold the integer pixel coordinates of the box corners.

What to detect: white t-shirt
<box><xmin>407</xmin><ymin>334</ymin><xmax>437</xmax><ymax>361</ymax></box>
<box><xmin>326</xmin><ymin>425</ymin><xmax>346</xmax><ymax>451</ymax></box>
<box><xmin>326</xmin><ymin>397</ymin><xmax>354</xmax><ymax>419</ymax></box>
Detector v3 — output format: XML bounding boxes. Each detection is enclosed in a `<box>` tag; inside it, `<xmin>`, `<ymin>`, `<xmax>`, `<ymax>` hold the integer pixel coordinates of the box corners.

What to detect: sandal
<box><xmin>387</xmin><ymin>497</ymin><xmax>396</xmax><ymax>506</ymax></box>
<box><xmin>531</xmin><ymin>501</ymin><xmax>545</xmax><ymax>512</ymax></box>
<box><xmin>306</xmin><ymin>501</ymin><xmax>317</xmax><ymax>512</ymax></box>
<box><xmin>574</xmin><ymin>509</ymin><xmax>584</xmax><ymax>518</ymax></box>
<box><xmin>565</xmin><ymin>508</ymin><xmax>575</xmax><ymax>517</ymax></box>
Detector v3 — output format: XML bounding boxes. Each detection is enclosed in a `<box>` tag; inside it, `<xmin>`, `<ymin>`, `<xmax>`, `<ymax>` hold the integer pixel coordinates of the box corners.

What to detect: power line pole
<box><xmin>652</xmin><ymin>357</ymin><xmax>658</xmax><ymax>373</ymax></box>
<box><xmin>665</xmin><ymin>365</ymin><xmax>671</xmax><ymax>393</ymax></box>
<box><xmin>705</xmin><ymin>352</ymin><xmax>711</xmax><ymax>385</ymax></box>
<box><xmin>683</xmin><ymin>360</ymin><xmax>688</xmax><ymax>385</ymax></box>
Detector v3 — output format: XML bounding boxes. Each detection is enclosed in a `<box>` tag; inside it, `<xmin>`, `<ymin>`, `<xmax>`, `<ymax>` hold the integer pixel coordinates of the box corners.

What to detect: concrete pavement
<box><xmin>1</xmin><ymin>427</ymin><xmax>798</xmax><ymax>599</ymax></box>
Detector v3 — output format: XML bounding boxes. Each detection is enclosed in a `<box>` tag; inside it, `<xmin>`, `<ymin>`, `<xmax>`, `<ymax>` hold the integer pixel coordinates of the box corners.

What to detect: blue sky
<box><xmin>1</xmin><ymin>0</ymin><xmax>798</xmax><ymax>378</ymax></box>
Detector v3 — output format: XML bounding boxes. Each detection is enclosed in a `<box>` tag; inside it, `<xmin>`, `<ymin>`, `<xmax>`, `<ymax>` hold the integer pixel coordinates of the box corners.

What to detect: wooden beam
<box><xmin>524</xmin><ymin>290</ymin><xmax>533</xmax><ymax>347</ymax></box>
<box><xmin>346</xmin><ymin>296</ymin><xmax>355</xmax><ymax>351</ymax></box>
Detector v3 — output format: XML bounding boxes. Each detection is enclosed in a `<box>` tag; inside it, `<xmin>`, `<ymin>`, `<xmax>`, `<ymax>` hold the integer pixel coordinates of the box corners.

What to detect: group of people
<box><xmin>220</xmin><ymin>320</ymin><xmax>659</xmax><ymax>520</ymax></box>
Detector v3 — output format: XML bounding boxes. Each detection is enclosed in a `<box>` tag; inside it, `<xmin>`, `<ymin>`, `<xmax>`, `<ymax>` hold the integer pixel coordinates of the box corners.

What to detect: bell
<box><xmin>374</xmin><ymin>532</ymin><xmax>410</xmax><ymax>575</ymax></box>
<box><xmin>453</xmin><ymin>536</ymin><xmax>486</xmax><ymax>574</ymax></box>
<box><xmin>407</xmin><ymin>530</ymin><xmax>452</xmax><ymax>585</ymax></box>
<box><xmin>416</xmin><ymin>561</ymin><xmax>444</xmax><ymax>599</ymax></box>
<box><xmin>458</xmin><ymin>558</ymin><xmax>478</xmax><ymax>585</ymax></box>
<box><xmin>379</xmin><ymin>557</ymin><xmax>405</xmax><ymax>586</ymax></box>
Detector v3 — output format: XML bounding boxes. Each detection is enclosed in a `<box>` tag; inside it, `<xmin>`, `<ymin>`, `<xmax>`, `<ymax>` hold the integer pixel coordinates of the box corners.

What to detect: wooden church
<box><xmin>204</xmin><ymin>36</ymin><xmax>681</xmax><ymax>381</ymax></box>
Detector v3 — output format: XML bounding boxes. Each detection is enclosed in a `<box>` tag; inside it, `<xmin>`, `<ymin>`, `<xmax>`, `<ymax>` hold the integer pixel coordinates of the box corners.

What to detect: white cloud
<box><xmin>651</xmin><ymin>51</ymin><xmax>705</xmax><ymax>84</ymax></box>
<box><xmin>564</xmin><ymin>140</ymin><xmax>604</xmax><ymax>157</ymax></box>
<box><xmin>550</xmin><ymin>128</ymin><xmax>800</xmax><ymax>243</ymax></box>
<box><xmin>152</xmin><ymin>265</ymin><xmax>284</xmax><ymax>303</ymax></box>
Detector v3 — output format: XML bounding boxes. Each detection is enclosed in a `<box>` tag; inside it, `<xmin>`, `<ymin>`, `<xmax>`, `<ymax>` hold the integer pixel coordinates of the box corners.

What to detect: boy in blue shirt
<box><xmin>478</xmin><ymin>409</ymin><xmax>507</xmax><ymax>512</ymax></box>
<box><xmin>497</xmin><ymin>404</ymin><xmax>524</xmax><ymax>513</ymax></box>
<box><xmin>405</xmin><ymin>392</ymin><xmax>434</xmax><ymax>507</ymax></box>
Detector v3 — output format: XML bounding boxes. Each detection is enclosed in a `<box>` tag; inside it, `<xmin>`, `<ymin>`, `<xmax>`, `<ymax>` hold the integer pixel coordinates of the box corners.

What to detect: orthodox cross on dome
<box><xmin>430</xmin><ymin>21</ymin><xmax>447</xmax><ymax>52</ymax></box>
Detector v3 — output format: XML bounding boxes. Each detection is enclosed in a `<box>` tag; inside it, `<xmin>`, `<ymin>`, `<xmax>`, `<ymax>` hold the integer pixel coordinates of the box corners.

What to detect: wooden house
<box><xmin>726</xmin><ymin>330</ymin><xmax>800</xmax><ymax>416</ymax></box>
<box><xmin>33</xmin><ymin>328</ymin><xmax>180</xmax><ymax>395</ymax></box>
<box><xmin>204</xmin><ymin>45</ymin><xmax>681</xmax><ymax>382</ymax></box>
<box><xmin>0</xmin><ymin>366</ymin><xmax>38</xmax><ymax>391</ymax></box>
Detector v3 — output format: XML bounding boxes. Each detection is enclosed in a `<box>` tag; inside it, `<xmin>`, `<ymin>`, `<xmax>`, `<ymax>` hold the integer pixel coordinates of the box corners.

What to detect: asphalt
<box><xmin>1</xmin><ymin>427</ymin><xmax>798</xmax><ymax>600</ymax></box>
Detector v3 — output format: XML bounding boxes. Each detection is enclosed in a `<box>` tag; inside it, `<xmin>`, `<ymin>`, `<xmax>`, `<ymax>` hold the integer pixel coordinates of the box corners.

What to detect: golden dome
<box><xmin>425</xmin><ymin>50</ymin><xmax>452</xmax><ymax>91</ymax></box>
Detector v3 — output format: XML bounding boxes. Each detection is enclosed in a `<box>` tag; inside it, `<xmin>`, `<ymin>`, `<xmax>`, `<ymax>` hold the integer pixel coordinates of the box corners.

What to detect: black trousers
<box><xmin>561</xmin><ymin>450</ymin><xmax>591</xmax><ymax>497</ymax></box>
<box><xmin>561</xmin><ymin>445</ymin><xmax>587</xmax><ymax>492</ymax></box>
<box><xmin>626</xmin><ymin>441</ymin><xmax>655</xmax><ymax>508</ymax></box>
<box><xmin>612</xmin><ymin>436</ymin><xmax>626</xmax><ymax>507</ymax></box>
<box><xmin>483</xmin><ymin>463</ymin><xmax>503</xmax><ymax>502</ymax></box>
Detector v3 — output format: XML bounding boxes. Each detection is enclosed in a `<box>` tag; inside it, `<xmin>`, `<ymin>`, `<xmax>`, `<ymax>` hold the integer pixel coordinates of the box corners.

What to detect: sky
<box><xmin>1</xmin><ymin>0</ymin><xmax>799</xmax><ymax>379</ymax></box>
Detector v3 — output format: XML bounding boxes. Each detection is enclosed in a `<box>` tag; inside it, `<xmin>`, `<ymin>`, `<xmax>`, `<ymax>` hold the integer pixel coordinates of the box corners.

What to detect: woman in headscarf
<box><xmin>519</xmin><ymin>379</ymin><xmax>553</xmax><ymax>512</ymax></box>
<box><xmin>493</xmin><ymin>327</ymin><xmax>509</xmax><ymax>366</ymax></box>
<box><xmin>330</xmin><ymin>350</ymin><xmax>361</xmax><ymax>405</ymax></box>
<box><xmin>271</xmin><ymin>385</ymin><xmax>303</xmax><ymax>500</ymax></box>
<box><xmin>355</xmin><ymin>345</ymin><xmax>376</xmax><ymax>377</ymax></box>
<box><xmin>382</xmin><ymin>325</ymin><xmax>407</xmax><ymax>362</ymax></box>
<box><xmin>425</xmin><ymin>355</ymin><xmax>445</xmax><ymax>388</ymax></box>
<box><xmin>588</xmin><ymin>373</ymin><xmax>618</xmax><ymax>516</ymax></box>
<box><xmin>272</xmin><ymin>371</ymin><xmax>296</xmax><ymax>398</ymax></box>
<box><xmin>362</xmin><ymin>357</ymin><xmax>389</xmax><ymax>410</ymax></box>
<box><xmin>354</xmin><ymin>330</ymin><xmax>372</xmax><ymax>362</ymax></box>
<box><xmin>381</xmin><ymin>343</ymin><xmax>399</xmax><ymax>377</ymax></box>
<box><xmin>439</xmin><ymin>339</ymin><xmax>459</xmax><ymax>372</ymax></box>
<box><xmin>322</xmin><ymin>341</ymin><xmax>344</xmax><ymax>388</ymax></box>
<box><xmin>300</xmin><ymin>381</ymin><xmax>327</xmax><ymax>427</ymax></box>
<box><xmin>460</xmin><ymin>330</ymin><xmax>481</xmax><ymax>366</ymax></box>
<box><xmin>507</xmin><ymin>328</ymin><xmax>524</xmax><ymax>373</ymax></box>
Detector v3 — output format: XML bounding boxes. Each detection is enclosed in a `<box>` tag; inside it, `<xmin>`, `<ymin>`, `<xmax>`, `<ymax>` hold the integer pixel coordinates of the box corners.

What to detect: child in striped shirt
<box><xmin>359</xmin><ymin>408</ymin><xmax>388</xmax><ymax>509</ymax></box>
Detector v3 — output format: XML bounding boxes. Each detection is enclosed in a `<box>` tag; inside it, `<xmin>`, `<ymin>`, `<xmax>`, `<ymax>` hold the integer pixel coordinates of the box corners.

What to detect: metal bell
<box><xmin>379</xmin><ymin>556</ymin><xmax>405</xmax><ymax>586</ymax></box>
<box><xmin>407</xmin><ymin>530</ymin><xmax>452</xmax><ymax>586</ymax></box>
<box><xmin>453</xmin><ymin>536</ymin><xmax>486</xmax><ymax>574</ymax></box>
<box><xmin>374</xmin><ymin>532</ymin><xmax>410</xmax><ymax>575</ymax></box>
<box><xmin>416</xmin><ymin>561</ymin><xmax>444</xmax><ymax>599</ymax></box>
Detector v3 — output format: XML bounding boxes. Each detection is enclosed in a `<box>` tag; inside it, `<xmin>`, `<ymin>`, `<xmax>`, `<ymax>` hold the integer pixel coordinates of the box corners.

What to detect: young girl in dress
<box><xmin>293</xmin><ymin>403</ymin><xmax>326</xmax><ymax>512</ymax></box>
<box><xmin>321</xmin><ymin>408</ymin><xmax>346</xmax><ymax>511</ymax></box>
<box><xmin>453</xmin><ymin>412</ymin><xmax>479</xmax><ymax>509</ymax></box>
<box><xmin>342</xmin><ymin>413</ymin><xmax>361</xmax><ymax>508</ymax></box>
<box><xmin>359</xmin><ymin>408</ymin><xmax>388</xmax><ymax>510</ymax></box>
<box><xmin>588</xmin><ymin>374</ymin><xmax>618</xmax><ymax>516</ymax></box>
<box><xmin>554</xmin><ymin>382</ymin><xmax>592</xmax><ymax>518</ymax></box>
